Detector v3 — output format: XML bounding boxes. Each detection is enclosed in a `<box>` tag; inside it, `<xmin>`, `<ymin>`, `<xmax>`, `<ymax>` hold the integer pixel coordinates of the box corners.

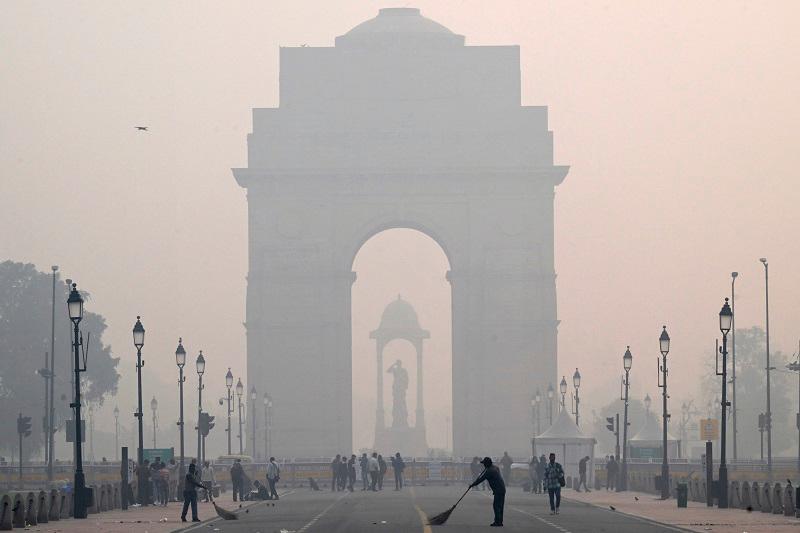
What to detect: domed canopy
<box><xmin>631</xmin><ymin>415</ymin><xmax>677</xmax><ymax>443</ymax></box>
<box><xmin>370</xmin><ymin>295</ymin><xmax>430</xmax><ymax>341</ymax></box>
<box><xmin>336</xmin><ymin>8</ymin><xmax>465</xmax><ymax>48</ymax></box>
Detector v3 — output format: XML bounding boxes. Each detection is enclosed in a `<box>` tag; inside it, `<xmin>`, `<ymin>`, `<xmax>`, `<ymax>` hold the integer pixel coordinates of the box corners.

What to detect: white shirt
<box><xmin>267</xmin><ymin>462</ymin><xmax>280</xmax><ymax>480</ymax></box>
<box><xmin>368</xmin><ymin>457</ymin><xmax>379</xmax><ymax>472</ymax></box>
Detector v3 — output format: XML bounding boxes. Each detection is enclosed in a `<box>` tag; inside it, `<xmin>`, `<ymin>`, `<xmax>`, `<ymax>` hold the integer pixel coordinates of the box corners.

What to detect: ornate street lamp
<box><xmin>113</xmin><ymin>406</ymin><xmax>120</xmax><ymax>461</ymax></box>
<box><xmin>263</xmin><ymin>393</ymin><xmax>273</xmax><ymax>459</ymax></box>
<box><xmin>759</xmin><ymin>258</ymin><xmax>772</xmax><ymax>469</ymax></box>
<box><xmin>730</xmin><ymin>272</ymin><xmax>738</xmax><ymax>461</ymax></box>
<box><xmin>571</xmin><ymin>368</ymin><xmax>582</xmax><ymax>426</ymax></box>
<box><xmin>132</xmin><ymin>316</ymin><xmax>147</xmax><ymax>507</ymax></box>
<box><xmin>175</xmin><ymin>338</ymin><xmax>186</xmax><ymax>492</ymax></box>
<box><xmin>717</xmin><ymin>298</ymin><xmax>733</xmax><ymax>508</ymax></box>
<box><xmin>658</xmin><ymin>326</ymin><xmax>671</xmax><ymax>499</ymax></box>
<box><xmin>225</xmin><ymin>368</ymin><xmax>234</xmax><ymax>454</ymax></box>
<box><xmin>620</xmin><ymin>346</ymin><xmax>633</xmax><ymax>491</ymax></box>
<box><xmin>250</xmin><ymin>386</ymin><xmax>257</xmax><ymax>459</ymax></box>
<box><xmin>196</xmin><ymin>351</ymin><xmax>205</xmax><ymax>465</ymax></box>
<box><xmin>67</xmin><ymin>283</ymin><xmax>88</xmax><ymax>517</ymax></box>
<box><xmin>150</xmin><ymin>396</ymin><xmax>158</xmax><ymax>448</ymax></box>
<box><xmin>535</xmin><ymin>389</ymin><xmax>541</xmax><ymax>435</ymax></box>
<box><xmin>236</xmin><ymin>378</ymin><xmax>244</xmax><ymax>454</ymax></box>
<box><xmin>547</xmin><ymin>384</ymin><xmax>554</xmax><ymax>425</ymax></box>
<box><xmin>559</xmin><ymin>377</ymin><xmax>567</xmax><ymax>409</ymax></box>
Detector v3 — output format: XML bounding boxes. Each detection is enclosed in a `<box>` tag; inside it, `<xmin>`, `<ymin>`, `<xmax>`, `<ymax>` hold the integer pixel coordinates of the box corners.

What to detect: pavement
<box><xmin>566</xmin><ymin>488</ymin><xmax>800</xmax><ymax>533</ymax></box>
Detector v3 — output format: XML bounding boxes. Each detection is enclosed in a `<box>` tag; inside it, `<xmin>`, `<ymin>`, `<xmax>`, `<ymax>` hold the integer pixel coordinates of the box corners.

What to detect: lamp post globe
<box><xmin>236</xmin><ymin>378</ymin><xmax>244</xmax><ymax>398</ymax></box>
<box><xmin>573</xmin><ymin>368</ymin><xmax>581</xmax><ymax>389</ymax></box>
<box><xmin>559</xmin><ymin>376</ymin><xmax>567</xmax><ymax>408</ymax></box>
<box><xmin>150</xmin><ymin>396</ymin><xmax>158</xmax><ymax>412</ymax></box>
<box><xmin>196</xmin><ymin>352</ymin><xmax>205</xmax><ymax>376</ymax></box>
<box><xmin>659</xmin><ymin>326</ymin><xmax>670</xmax><ymax>356</ymax></box>
<box><xmin>623</xmin><ymin>347</ymin><xmax>633</xmax><ymax>371</ymax></box>
<box><xmin>175</xmin><ymin>339</ymin><xmax>186</xmax><ymax>368</ymax></box>
<box><xmin>67</xmin><ymin>284</ymin><xmax>84</xmax><ymax>323</ymax></box>
<box><xmin>226</xmin><ymin>368</ymin><xmax>234</xmax><ymax>389</ymax></box>
<box><xmin>719</xmin><ymin>298</ymin><xmax>732</xmax><ymax>334</ymax></box>
<box><xmin>645</xmin><ymin>393</ymin><xmax>651</xmax><ymax>412</ymax></box>
<box><xmin>133</xmin><ymin>317</ymin><xmax>145</xmax><ymax>349</ymax></box>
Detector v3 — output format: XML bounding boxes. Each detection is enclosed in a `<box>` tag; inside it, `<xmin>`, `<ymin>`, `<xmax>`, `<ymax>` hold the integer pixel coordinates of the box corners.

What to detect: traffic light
<box><xmin>17</xmin><ymin>414</ymin><xmax>32</xmax><ymax>437</ymax></box>
<box><xmin>206</xmin><ymin>414</ymin><xmax>215</xmax><ymax>435</ymax></box>
<box><xmin>606</xmin><ymin>416</ymin><xmax>615</xmax><ymax>433</ymax></box>
<box><xmin>758</xmin><ymin>413</ymin><xmax>765</xmax><ymax>430</ymax></box>
<box><xmin>199</xmin><ymin>413</ymin><xmax>215</xmax><ymax>437</ymax></box>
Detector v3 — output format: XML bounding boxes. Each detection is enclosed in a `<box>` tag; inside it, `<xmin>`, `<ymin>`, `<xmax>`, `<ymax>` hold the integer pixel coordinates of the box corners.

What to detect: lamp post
<box><xmin>717</xmin><ymin>298</ymin><xmax>733</xmax><ymax>508</ymax></box>
<box><xmin>759</xmin><ymin>258</ymin><xmax>772</xmax><ymax>469</ymax></box>
<box><xmin>175</xmin><ymin>338</ymin><xmax>186</xmax><ymax>493</ymax></box>
<box><xmin>88</xmin><ymin>404</ymin><xmax>94</xmax><ymax>464</ymax></box>
<box><xmin>133</xmin><ymin>316</ymin><xmax>146</xmax><ymax>507</ymax></box>
<box><xmin>620</xmin><ymin>346</ymin><xmax>633</xmax><ymax>491</ymax></box>
<box><xmin>263</xmin><ymin>394</ymin><xmax>272</xmax><ymax>459</ymax></box>
<box><xmin>559</xmin><ymin>377</ymin><xmax>567</xmax><ymax>410</ymax></box>
<box><xmin>547</xmin><ymin>384</ymin><xmax>554</xmax><ymax>426</ymax></box>
<box><xmin>48</xmin><ymin>265</ymin><xmax>57</xmax><ymax>482</ymax></box>
<box><xmin>150</xmin><ymin>397</ymin><xmax>158</xmax><ymax>448</ymax></box>
<box><xmin>236</xmin><ymin>379</ymin><xmax>244</xmax><ymax>454</ymax></box>
<box><xmin>789</xmin><ymin>342</ymin><xmax>800</xmax><ymax>474</ymax></box>
<box><xmin>196</xmin><ymin>352</ymin><xmax>205</xmax><ymax>466</ymax></box>
<box><xmin>250</xmin><ymin>387</ymin><xmax>257</xmax><ymax>459</ymax></box>
<box><xmin>571</xmin><ymin>369</ymin><xmax>581</xmax><ymax>426</ymax></box>
<box><xmin>730</xmin><ymin>272</ymin><xmax>738</xmax><ymax>462</ymax></box>
<box><xmin>113</xmin><ymin>406</ymin><xmax>119</xmax><ymax>461</ymax></box>
<box><xmin>67</xmin><ymin>283</ymin><xmax>87</xmax><ymax>518</ymax></box>
<box><xmin>225</xmin><ymin>369</ymin><xmax>233</xmax><ymax>455</ymax></box>
<box><xmin>530</xmin><ymin>397</ymin><xmax>536</xmax><ymax>436</ymax></box>
<box><xmin>658</xmin><ymin>326</ymin><xmax>671</xmax><ymax>499</ymax></box>
<box><xmin>535</xmin><ymin>389</ymin><xmax>541</xmax><ymax>435</ymax></box>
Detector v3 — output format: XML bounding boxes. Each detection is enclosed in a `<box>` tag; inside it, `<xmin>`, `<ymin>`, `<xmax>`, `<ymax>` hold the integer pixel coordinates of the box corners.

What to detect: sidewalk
<box><xmin>14</xmin><ymin>492</ymin><xmax>268</xmax><ymax>533</ymax></box>
<box><xmin>566</xmin><ymin>489</ymin><xmax>799</xmax><ymax>533</ymax></box>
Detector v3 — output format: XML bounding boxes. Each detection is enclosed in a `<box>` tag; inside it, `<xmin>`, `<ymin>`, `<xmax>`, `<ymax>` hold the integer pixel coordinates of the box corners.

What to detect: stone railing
<box><xmin>0</xmin><ymin>483</ymin><xmax>119</xmax><ymax>530</ymax></box>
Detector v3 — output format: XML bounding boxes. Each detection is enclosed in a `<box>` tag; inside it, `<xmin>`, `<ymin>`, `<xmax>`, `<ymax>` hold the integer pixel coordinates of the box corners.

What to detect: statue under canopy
<box><xmin>387</xmin><ymin>359</ymin><xmax>409</xmax><ymax>428</ymax></box>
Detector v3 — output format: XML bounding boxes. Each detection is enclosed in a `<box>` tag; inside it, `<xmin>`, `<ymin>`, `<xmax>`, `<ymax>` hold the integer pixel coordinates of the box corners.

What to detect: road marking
<box><xmin>297</xmin><ymin>491</ymin><xmax>349</xmax><ymax>532</ymax></box>
<box><xmin>178</xmin><ymin>490</ymin><xmax>295</xmax><ymax>532</ymax></box>
<box><xmin>509</xmin><ymin>505</ymin><xmax>572</xmax><ymax>533</ymax></box>
<box><xmin>408</xmin><ymin>487</ymin><xmax>433</xmax><ymax>533</ymax></box>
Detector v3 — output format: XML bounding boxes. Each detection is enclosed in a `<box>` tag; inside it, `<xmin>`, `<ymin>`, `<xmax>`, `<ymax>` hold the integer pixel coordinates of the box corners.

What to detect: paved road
<box><xmin>177</xmin><ymin>486</ymin><xmax>689</xmax><ymax>533</ymax></box>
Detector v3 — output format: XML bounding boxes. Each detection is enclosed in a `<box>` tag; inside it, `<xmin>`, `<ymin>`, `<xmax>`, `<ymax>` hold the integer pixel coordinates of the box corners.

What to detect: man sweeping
<box><xmin>469</xmin><ymin>457</ymin><xmax>506</xmax><ymax>527</ymax></box>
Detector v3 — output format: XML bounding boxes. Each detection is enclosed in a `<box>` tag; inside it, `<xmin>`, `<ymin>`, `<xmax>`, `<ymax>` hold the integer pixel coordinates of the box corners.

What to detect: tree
<box><xmin>702</xmin><ymin>326</ymin><xmax>793</xmax><ymax>460</ymax></box>
<box><xmin>0</xmin><ymin>261</ymin><xmax>120</xmax><ymax>458</ymax></box>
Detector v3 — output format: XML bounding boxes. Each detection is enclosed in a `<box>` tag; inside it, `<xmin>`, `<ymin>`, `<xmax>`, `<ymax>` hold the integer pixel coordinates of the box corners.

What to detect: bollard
<box><xmin>23</xmin><ymin>491</ymin><xmax>37</xmax><ymax>526</ymax></box>
<box><xmin>62</xmin><ymin>490</ymin><xmax>72</xmax><ymax>519</ymax></box>
<box><xmin>751</xmin><ymin>482</ymin><xmax>761</xmax><ymax>511</ymax></box>
<box><xmin>11</xmin><ymin>493</ymin><xmax>25</xmax><ymax>528</ymax></box>
<box><xmin>0</xmin><ymin>493</ymin><xmax>12</xmax><ymax>531</ymax></box>
<box><xmin>784</xmin><ymin>484</ymin><xmax>795</xmax><ymax>516</ymax></box>
<box><xmin>761</xmin><ymin>482</ymin><xmax>772</xmax><ymax>513</ymax></box>
<box><xmin>729</xmin><ymin>481</ymin><xmax>740</xmax><ymax>508</ymax></box>
<box><xmin>740</xmin><ymin>481</ymin><xmax>751</xmax><ymax>510</ymax></box>
<box><xmin>676</xmin><ymin>482</ymin><xmax>688</xmax><ymax>508</ymax></box>
<box><xmin>772</xmin><ymin>483</ymin><xmax>784</xmax><ymax>514</ymax></box>
<box><xmin>36</xmin><ymin>490</ymin><xmax>48</xmax><ymax>523</ymax></box>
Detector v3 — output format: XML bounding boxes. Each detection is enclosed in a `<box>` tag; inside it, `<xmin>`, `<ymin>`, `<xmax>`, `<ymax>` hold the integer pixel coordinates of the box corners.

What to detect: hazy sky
<box><xmin>2</xmin><ymin>1</ymin><xmax>799</xmax><ymax>454</ymax></box>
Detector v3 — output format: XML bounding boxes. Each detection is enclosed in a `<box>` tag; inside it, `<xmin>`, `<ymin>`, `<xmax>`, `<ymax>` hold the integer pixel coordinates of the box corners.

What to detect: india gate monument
<box><xmin>233</xmin><ymin>8</ymin><xmax>568</xmax><ymax>458</ymax></box>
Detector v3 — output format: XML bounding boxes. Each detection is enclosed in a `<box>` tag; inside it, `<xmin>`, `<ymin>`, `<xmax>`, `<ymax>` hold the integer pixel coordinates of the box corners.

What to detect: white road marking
<box><xmin>297</xmin><ymin>491</ymin><xmax>349</xmax><ymax>532</ymax></box>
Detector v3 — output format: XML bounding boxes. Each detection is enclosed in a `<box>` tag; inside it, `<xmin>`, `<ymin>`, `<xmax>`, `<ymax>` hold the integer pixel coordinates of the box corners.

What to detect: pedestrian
<box><xmin>141</xmin><ymin>460</ymin><xmax>152</xmax><ymax>504</ymax></box>
<box><xmin>338</xmin><ymin>456</ymin><xmax>348</xmax><ymax>491</ymax></box>
<box><xmin>331</xmin><ymin>454</ymin><xmax>341</xmax><ymax>491</ymax></box>
<box><xmin>377</xmin><ymin>454</ymin><xmax>387</xmax><ymax>490</ymax></box>
<box><xmin>469</xmin><ymin>457</ymin><xmax>506</xmax><ymax>527</ymax></box>
<box><xmin>537</xmin><ymin>455</ymin><xmax>547</xmax><ymax>494</ymax></box>
<box><xmin>470</xmin><ymin>456</ymin><xmax>484</xmax><ymax>491</ymax></box>
<box><xmin>608</xmin><ymin>456</ymin><xmax>619</xmax><ymax>491</ymax></box>
<box><xmin>577</xmin><ymin>456</ymin><xmax>591</xmax><ymax>492</ymax></box>
<box><xmin>359</xmin><ymin>453</ymin><xmax>369</xmax><ymax>491</ymax></box>
<box><xmin>391</xmin><ymin>452</ymin><xmax>405</xmax><ymax>490</ymax></box>
<box><xmin>528</xmin><ymin>456</ymin><xmax>539</xmax><ymax>493</ymax></box>
<box><xmin>544</xmin><ymin>452</ymin><xmax>565</xmax><ymax>515</ymax></box>
<box><xmin>150</xmin><ymin>457</ymin><xmax>162</xmax><ymax>504</ymax></box>
<box><xmin>266</xmin><ymin>456</ymin><xmax>280</xmax><ymax>500</ymax></box>
<box><xmin>201</xmin><ymin>460</ymin><xmax>215</xmax><ymax>502</ymax></box>
<box><xmin>230</xmin><ymin>459</ymin><xmax>244</xmax><ymax>502</ymax></box>
<box><xmin>167</xmin><ymin>458</ymin><xmax>178</xmax><ymax>501</ymax></box>
<box><xmin>158</xmin><ymin>463</ymin><xmax>171</xmax><ymax>505</ymax></box>
<box><xmin>181</xmin><ymin>462</ymin><xmax>204</xmax><ymax>523</ymax></box>
<box><xmin>499</xmin><ymin>451</ymin><xmax>513</xmax><ymax>482</ymax></box>
<box><xmin>252</xmin><ymin>480</ymin><xmax>269</xmax><ymax>500</ymax></box>
<box><xmin>368</xmin><ymin>452</ymin><xmax>380</xmax><ymax>491</ymax></box>
<box><xmin>348</xmin><ymin>455</ymin><xmax>357</xmax><ymax>492</ymax></box>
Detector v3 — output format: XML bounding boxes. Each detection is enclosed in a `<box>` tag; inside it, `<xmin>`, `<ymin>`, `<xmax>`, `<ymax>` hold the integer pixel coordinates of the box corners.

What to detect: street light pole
<box><xmin>658</xmin><ymin>326</ymin><xmax>671</xmax><ymax>499</ymax></box>
<box><xmin>150</xmin><ymin>397</ymin><xmax>158</xmax><ymax>448</ymax></box>
<box><xmin>250</xmin><ymin>387</ymin><xmax>257</xmax><ymax>459</ymax></box>
<box><xmin>759</xmin><ymin>258</ymin><xmax>772</xmax><ymax>470</ymax></box>
<box><xmin>730</xmin><ymin>272</ymin><xmax>738</xmax><ymax>462</ymax></box>
<box><xmin>559</xmin><ymin>377</ymin><xmax>567</xmax><ymax>411</ymax></box>
<box><xmin>133</xmin><ymin>317</ymin><xmax>146</xmax><ymax>507</ymax></box>
<box><xmin>67</xmin><ymin>283</ymin><xmax>87</xmax><ymax>518</ymax></box>
<box><xmin>572</xmin><ymin>369</ymin><xmax>581</xmax><ymax>427</ymax></box>
<box><xmin>236</xmin><ymin>379</ymin><xmax>244</xmax><ymax>454</ymax></box>
<box><xmin>620</xmin><ymin>346</ymin><xmax>632</xmax><ymax>492</ymax></box>
<box><xmin>547</xmin><ymin>384</ymin><xmax>554</xmax><ymax>426</ymax></box>
<box><xmin>530</xmin><ymin>398</ymin><xmax>536</xmax><ymax>436</ymax></box>
<box><xmin>225</xmin><ymin>369</ymin><xmax>233</xmax><ymax>455</ymax></box>
<box><xmin>48</xmin><ymin>264</ymin><xmax>57</xmax><ymax>482</ymax></box>
<box><xmin>114</xmin><ymin>406</ymin><xmax>119</xmax><ymax>461</ymax></box>
<box><xmin>175</xmin><ymin>339</ymin><xmax>186</xmax><ymax>493</ymax></box>
<box><xmin>717</xmin><ymin>298</ymin><xmax>733</xmax><ymax>508</ymax></box>
<box><xmin>535</xmin><ymin>389</ymin><xmax>541</xmax><ymax>435</ymax></box>
<box><xmin>196</xmin><ymin>352</ymin><xmax>205</xmax><ymax>467</ymax></box>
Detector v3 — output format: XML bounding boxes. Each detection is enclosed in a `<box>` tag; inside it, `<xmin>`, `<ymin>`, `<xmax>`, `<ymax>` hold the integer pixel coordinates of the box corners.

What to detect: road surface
<box><xmin>177</xmin><ymin>485</ymin><xmax>689</xmax><ymax>532</ymax></box>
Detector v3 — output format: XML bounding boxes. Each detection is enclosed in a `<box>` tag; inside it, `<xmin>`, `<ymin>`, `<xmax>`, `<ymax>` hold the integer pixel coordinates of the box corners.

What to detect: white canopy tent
<box><xmin>532</xmin><ymin>408</ymin><xmax>596</xmax><ymax>485</ymax></box>
<box><xmin>629</xmin><ymin>415</ymin><xmax>680</xmax><ymax>459</ymax></box>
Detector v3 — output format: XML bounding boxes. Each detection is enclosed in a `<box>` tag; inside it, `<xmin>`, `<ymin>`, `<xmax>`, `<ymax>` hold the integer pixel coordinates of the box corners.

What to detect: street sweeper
<box><xmin>470</xmin><ymin>457</ymin><xmax>506</xmax><ymax>527</ymax></box>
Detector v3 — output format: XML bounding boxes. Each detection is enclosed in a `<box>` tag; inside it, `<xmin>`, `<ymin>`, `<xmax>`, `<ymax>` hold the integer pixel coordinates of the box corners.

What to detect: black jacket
<box><xmin>471</xmin><ymin>465</ymin><xmax>506</xmax><ymax>493</ymax></box>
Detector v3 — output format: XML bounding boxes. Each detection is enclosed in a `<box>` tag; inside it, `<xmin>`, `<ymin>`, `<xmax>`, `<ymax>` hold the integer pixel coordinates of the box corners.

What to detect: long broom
<box><xmin>427</xmin><ymin>484</ymin><xmax>474</xmax><ymax>526</ymax></box>
<box><xmin>209</xmin><ymin>493</ymin><xmax>238</xmax><ymax>520</ymax></box>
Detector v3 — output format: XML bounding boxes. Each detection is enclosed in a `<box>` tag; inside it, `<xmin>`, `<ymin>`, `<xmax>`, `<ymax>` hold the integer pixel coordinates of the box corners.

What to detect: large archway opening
<box><xmin>351</xmin><ymin>228</ymin><xmax>452</xmax><ymax>454</ymax></box>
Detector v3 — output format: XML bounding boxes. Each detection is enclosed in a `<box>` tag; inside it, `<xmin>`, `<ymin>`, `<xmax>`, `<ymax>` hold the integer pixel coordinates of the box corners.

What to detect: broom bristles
<box><xmin>211</xmin><ymin>499</ymin><xmax>238</xmax><ymax>520</ymax></box>
<box><xmin>427</xmin><ymin>505</ymin><xmax>455</xmax><ymax>525</ymax></box>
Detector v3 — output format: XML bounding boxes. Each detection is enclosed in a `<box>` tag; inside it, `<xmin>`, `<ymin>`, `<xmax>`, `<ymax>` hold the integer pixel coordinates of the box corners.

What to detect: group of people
<box><xmin>121</xmin><ymin>457</ymin><xmax>179</xmax><ymax>507</ymax></box>
<box><xmin>330</xmin><ymin>452</ymin><xmax>406</xmax><ymax>492</ymax></box>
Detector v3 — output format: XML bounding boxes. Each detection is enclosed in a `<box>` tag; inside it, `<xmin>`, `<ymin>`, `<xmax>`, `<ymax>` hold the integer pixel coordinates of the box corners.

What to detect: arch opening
<box><xmin>351</xmin><ymin>228</ymin><xmax>452</xmax><ymax>455</ymax></box>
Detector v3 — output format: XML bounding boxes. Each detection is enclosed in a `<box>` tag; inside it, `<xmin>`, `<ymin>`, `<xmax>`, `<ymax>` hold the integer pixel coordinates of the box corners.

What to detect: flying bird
<box><xmin>609</xmin><ymin>505</ymin><xmax>616</xmax><ymax>511</ymax></box>
<box><xmin>135</xmin><ymin>126</ymin><xmax>149</xmax><ymax>131</ymax></box>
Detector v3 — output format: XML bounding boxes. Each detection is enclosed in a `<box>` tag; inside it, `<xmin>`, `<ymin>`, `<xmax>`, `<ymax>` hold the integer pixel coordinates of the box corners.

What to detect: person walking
<box><xmin>331</xmin><ymin>454</ymin><xmax>341</xmax><ymax>491</ymax></box>
<box><xmin>368</xmin><ymin>452</ymin><xmax>380</xmax><ymax>491</ymax></box>
<box><xmin>528</xmin><ymin>456</ymin><xmax>539</xmax><ymax>494</ymax></box>
<box><xmin>167</xmin><ymin>458</ymin><xmax>178</xmax><ymax>502</ymax></box>
<box><xmin>577</xmin><ymin>456</ymin><xmax>591</xmax><ymax>492</ymax></box>
<box><xmin>158</xmin><ymin>463</ymin><xmax>170</xmax><ymax>505</ymax></box>
<box><xmin>499</xmin><ymin>452</ymin><xmax>513</xmax><ymax>483</ymax></box>
<box><xmin>201</xmin><ymin>461</ymin><xmax>215</xmax><ymax>502</ymax></box>
<box><xmin>470</xmin><ymin>456</ymin><xmax>485</xmax><ymax>490</ymax></box>
<box><xmin>544</xmin><ymin>453</ymin><xmax>565</xmax><ymax>515</ymax></box>
<box><xmin>606</xmin><ymin>456</ymin><xmax>618</xmax><ymax>491</ymax></box>
<box><xmin>377</xmin><ymin>454</ymin><xmax>387</xmax><ymax>490</ymax></box>
<box><xmin>230</xmin><ymin>459</ymin><xmax>245</xmax><ymax>502</ymax></box>
<box><xmin>181</xmin><ymin>462</ymin><xmax>204</xmax><ymax>523</ymax></box>
<box><xmin>359</xmin><ymin>453</ymin><xmax>369</xmax><ymax>491</ymax></box>
<box><xmin>391</xmin><ymin>452</ymin><xmax>405</xmax><ymax>490</ymax></box>
<box><xmin>338</xmin><ymin>456</ymin><xmax>348</xmax><ymax>491</ymax></box>
<box><xmin>266</xmin><ymin>456</ymin><xmax>280</xmax><ymax>500</ymax></box>
<box><xmin>348</xmin><ymin>455</ymin><xmax>357</xmax><ymax>492</ymax></box>
<box><xmin>469</xmin><ymin>457</ymin><xmax>506</xmax><ymax>527</ymax></box>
